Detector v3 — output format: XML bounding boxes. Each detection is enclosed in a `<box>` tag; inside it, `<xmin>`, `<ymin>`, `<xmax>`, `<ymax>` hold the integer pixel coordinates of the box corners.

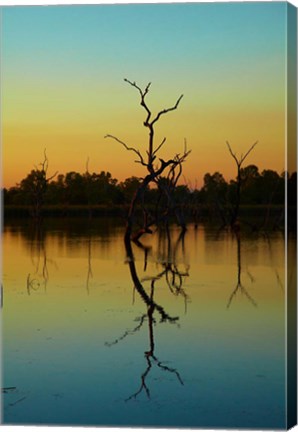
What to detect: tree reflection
<box><xmin>154</xmin><ymin>228</ymin><xmax>190</xmax><ymax>313</ymax></box>
<box><xmin>124</xmin><ymin>236</ymin><xmax>181</xmax><ymax>323</ymax></box>
<box><xmin>125</xmin><ymin>279</ymin><xmax>184</xmax><ymax>401</ymax></box>
<box><xmin>86</xmin><ymin>234</ymin><xmax>93</xmax><ymax>295</ymax></box>
<box><xmin>105</xmin><ymin>228</ymin><xmax>189</xmax><ymax>401</ymax></box>
<box><xmin>227</xmin><ymin>231</ymin><xmax>257</xmax><ymax>308</ymax></box>
<box><xmin>264</xmin><ymin>233</ymin><xmax>284</xmax><ymax>292</ymax></box>
<box><xmin>26</xmin><ymin>222</ymin><xmax>55</xmax><ymax>295</ymax></box>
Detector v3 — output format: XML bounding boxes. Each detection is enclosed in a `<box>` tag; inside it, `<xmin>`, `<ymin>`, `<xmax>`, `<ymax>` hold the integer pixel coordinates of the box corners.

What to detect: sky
<box><xmin>1</xmin><ymin>2</ymin><xmax>293</xmax><ymax>188</ymax></box>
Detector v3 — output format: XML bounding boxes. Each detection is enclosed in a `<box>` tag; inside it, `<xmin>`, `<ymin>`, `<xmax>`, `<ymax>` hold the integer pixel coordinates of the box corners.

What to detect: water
<box><xmin>2</xmin><ymin>218</ymin><xmax>287</xmax><ymax>428</ymax></box>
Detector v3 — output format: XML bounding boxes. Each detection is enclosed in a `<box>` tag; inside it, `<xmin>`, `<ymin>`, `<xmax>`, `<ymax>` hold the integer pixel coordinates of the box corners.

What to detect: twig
<box><xmin>226</xmin><ymin>141</ymin><xmax>258</xmax><ymax>167</ymax></box>
<box><xmin>105</xmin><ymin>134</ymin><xmax>146</xmax><ymax>166</ymax></box>
<box><xmin>9</xmin><ymin>396</ymin><xmax>27</xmax><ymax>407</ymax></box>
<box><xmin>151</xmin><ymin>94</ymin><xmax>183</xmax><ymax>126</ymax></box>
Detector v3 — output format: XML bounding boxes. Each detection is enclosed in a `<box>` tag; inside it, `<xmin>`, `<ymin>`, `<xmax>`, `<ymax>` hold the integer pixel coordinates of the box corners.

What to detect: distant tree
<box><xmin>203</xmin><ymin>172</ymin><xmax>227</xmax><ymax>197</ymax></box>
<box><xmin>90</xmin><ymin>171</ymin><xmax>119</xmax><ymax>205</ymax></box>
<box><xmin>260</xmin><ymin>170</ymin><xmax>284</xmax><ymax>204</ymax></box>
<box><xmin>119</xmin><ymin>177</ymin><xmax>143</xmax><ymax>204</ymax></box>
<box><xmin>19</xmin><ymin>150</ymin><xmax>57</xmax><ymax>219</ymax></box>
<box><xmin>63</xmin><ymin>171</ymin><xmax>87</xmax><ymax>204</ymax></box>
<box><xmin>45</xmin><ymin>174</ymin><xmax>66</xmax><ymax>205</ymax></box>
<box><xmin>240</xmin><ymin>164</ymin><xmax>260</xmax><ymax>184</ymax></box>
<box><xmin>226</xmin><ymin>141</ymin><xmax>258</xmax><ymax>227</ymax></box>
<box><xmin>238</xmin><ymin>164</ymin><xmax>260</xmax><ymax>204</ymax></box>
<box><xmin>202</xmin><ymin>171</ymin><xmax>228</xmax><ymax>225</ymax></box>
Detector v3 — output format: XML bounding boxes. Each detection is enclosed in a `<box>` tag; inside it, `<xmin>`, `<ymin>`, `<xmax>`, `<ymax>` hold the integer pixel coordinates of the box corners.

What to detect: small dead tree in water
<box><xmin>226</xmin><ymin>141</ymin><xmax>257</xmax><ymax>227</ymax></box>
<box><xmin>106</xmin><ymin>79</ymin><xmax>190</xmax><ymax>243</ymax></box>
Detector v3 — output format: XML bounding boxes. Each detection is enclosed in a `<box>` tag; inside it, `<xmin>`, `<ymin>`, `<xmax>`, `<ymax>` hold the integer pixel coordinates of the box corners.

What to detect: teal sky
<box><xmin>3</xmin><ymin>2</ymin><xmax>285</xmax><ymax>83</ymax></box>
<box><xmin>1</xmin><ymin>2</ymin><xmax>289</xmax><ymax>187</ymax></box>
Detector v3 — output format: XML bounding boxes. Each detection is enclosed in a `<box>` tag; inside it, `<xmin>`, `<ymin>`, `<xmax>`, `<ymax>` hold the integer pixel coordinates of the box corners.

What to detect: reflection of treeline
<box><xmin>3</xmin><ymin>166</ymin><xmax>296</xmax><ymax>225</ymax></box>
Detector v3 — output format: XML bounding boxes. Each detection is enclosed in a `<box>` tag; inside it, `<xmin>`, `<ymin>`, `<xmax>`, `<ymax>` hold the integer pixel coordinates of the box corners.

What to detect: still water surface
<box><xmin>2</xmin><ymin>218</ymin><xmax>286</xmax><ymax>428</ymax></box>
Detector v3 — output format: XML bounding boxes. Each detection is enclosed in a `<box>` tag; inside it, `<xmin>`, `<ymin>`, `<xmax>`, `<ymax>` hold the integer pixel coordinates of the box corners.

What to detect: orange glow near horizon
<box><xmin>2</xmin><ymin>3</ymin><xmax>290</xmax><ymax>189</ymax></box>
<box><xmin>3</xmin><ymin>101</ymin><xmax>286</xmax><ymax>189</ymax></box>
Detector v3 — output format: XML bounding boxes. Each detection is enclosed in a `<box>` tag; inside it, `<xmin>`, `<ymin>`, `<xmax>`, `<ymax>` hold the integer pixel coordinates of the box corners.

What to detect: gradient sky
<box><xmin>2</xmin><ymin>2</ymin><xmax>290</xmax><ymax>188</ymax></box>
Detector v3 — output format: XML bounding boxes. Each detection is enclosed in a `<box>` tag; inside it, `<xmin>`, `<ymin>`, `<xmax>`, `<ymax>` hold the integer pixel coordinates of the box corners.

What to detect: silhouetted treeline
<box><xmin>3</xmin><ymin>165</ymin><xmax>296</xmax><ymax>211</ymax></box>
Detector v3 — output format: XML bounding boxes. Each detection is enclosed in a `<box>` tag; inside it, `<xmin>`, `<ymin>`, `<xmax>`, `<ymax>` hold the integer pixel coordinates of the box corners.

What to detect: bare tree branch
<box><xmin>241</xmin><ymin>141</ymin><xmax>258</xmax><ymax>164</ymax></box>
<box><xmin>153</xmin><ymin>137</ymin><xmax>167</xmax><ymax>156</ymax></box>
<box><xmin>226</xmin><ymin>141</ymin><xmax>258</xmax><ymax>167</ymax></box>
<box><xmin>124</xmin><ymin>78</ymin><xmax>152</xmax><ymax>125</ymax></box>
<box><xmin>151</xmin><ymin>94</ymin><xmax>184</xmax><ymax>126</ymax></box>
<box><xmin>105</xmin><ymin>314</ymin><xmax>147</xmax><ymax>347</ymax></box>
<box><xmin>105</xmin><ymin>134</ymin><xmax>146</xmax><ymax>166</ymax></box>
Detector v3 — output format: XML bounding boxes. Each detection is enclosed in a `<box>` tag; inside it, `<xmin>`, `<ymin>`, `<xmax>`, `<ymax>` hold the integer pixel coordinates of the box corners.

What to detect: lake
<box><xmin>2</xmin><ymin>217</ymin><xmax>288</xmax><ymax>428</ymax></box>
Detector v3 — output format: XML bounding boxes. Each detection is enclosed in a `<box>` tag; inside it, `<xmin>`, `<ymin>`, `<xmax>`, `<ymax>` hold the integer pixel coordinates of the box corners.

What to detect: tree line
<box><xmin>2</xmin><ymin>79</ymin><xmax>296</xmax><ymax>234</ymax></box>
<box><xmin>3</xmin><ymin>164</ymin><xmax>295</xmax><ymax>208</ymax></box>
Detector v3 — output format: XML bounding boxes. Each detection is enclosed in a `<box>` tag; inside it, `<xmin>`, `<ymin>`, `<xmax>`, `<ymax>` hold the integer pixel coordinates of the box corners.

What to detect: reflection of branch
<box><xmin>86</xmin><ymin>236</ymin><xmax>93</xmax><ymax>295</ymax></box>
<box><xmin>133</xmin><ymin>239</ymin><xmax>152</xmax><ymax>272</ymax></box>
<box><xmin>264</xmin><ymin>234</ymin><xmax>284</xmax><ymax>292</ymax></box>
<box><xmin>227</xmin><ymin>233</ymin><xmax>257</xmax><ymax>309</ymax></box>
<box><xmin>227</xmin><ymin>281</ymin><xmax>258</xmax><ymax>309</ymax></box>
<box><xmin>155</xmin><ymin>356</ymin><xmax>184</xmax><ymax>386</ymax></box>
<box><xmin>125</xmin><ymin>283</ymin><xmax>183</xmax><ymax>402</ymax></box>
<box><xmin>134</xmin><ymin>228</ymin><xmax>190</xmax><ymax>313</ymax></box>
<box><xmin>105</xmin><ymin>314</ymin><xmax>147</xmax><ymax>347</ymax></box>
<box><xmin>125</xmin><ymin>238</ymin><xmax>179</xmax><ymax>323</ymax></box>
<box><xmin>42</xmin><ymin>249</ymin><xmax>49</xmax><ymax>292</ymax></box>
<box><xmin>274</xmin><ymin>269</ymin><xmax>284</xmax><ymax>291</ymax></box>
<box><xmin>142</xmin><ymin>264</ymin><xmax>190</xmax><ymax>314</ymax></box>
<box><xmin>27</xmin><ymin>274</ymin><xmax>40</xmax><ymax>295</ymax></box>
<box><xmin>27</xmin><ymin>224</ymin><xmax>49</xmax><ymax>295</ymax></box>
<box><xmin>126</xmin><ymin>356</ymin><xmax>152</xmax><ymax>401</ymax></box>
<box><xmin>126</xmin><ymin>352</ymin><xmax>184</xmax><ymax>402</ymax></box>
<box><xmin>246</xmin><ymin>269</ymin><xmax>255</xmax><ymax>283</ymax></box>
<box><xmin>158</xmin><ymin>228</ymin><xmax>190</xmax><ymax>312</ymax></box>
<box><xmin>123</xmin><ymin>238</ymin><xmax>184</xmax><ymax>401</ymax></box>
<box><xmin>105</xmin><ymin>229</ymin><xmax>188</xmax><ymax>402</ymax></box>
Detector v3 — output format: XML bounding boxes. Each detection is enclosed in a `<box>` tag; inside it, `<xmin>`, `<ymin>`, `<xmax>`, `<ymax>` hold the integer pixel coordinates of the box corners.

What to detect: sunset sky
<box><xmin>2</xmin><ymin>2</ymin><xmax>291</xmax><ymax>188</ymax></box>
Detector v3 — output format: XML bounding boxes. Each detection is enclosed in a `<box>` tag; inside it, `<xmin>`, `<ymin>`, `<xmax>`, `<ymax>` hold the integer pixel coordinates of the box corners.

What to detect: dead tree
<box><xmin>226</xmin><ymin>141</ymin><xmax>257</xmax><ymax>227</ymax></box>
<box><xmin>106</xmin><ymin>79</ymin><xmax>190</xmax><ymax>243</ymax></box>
